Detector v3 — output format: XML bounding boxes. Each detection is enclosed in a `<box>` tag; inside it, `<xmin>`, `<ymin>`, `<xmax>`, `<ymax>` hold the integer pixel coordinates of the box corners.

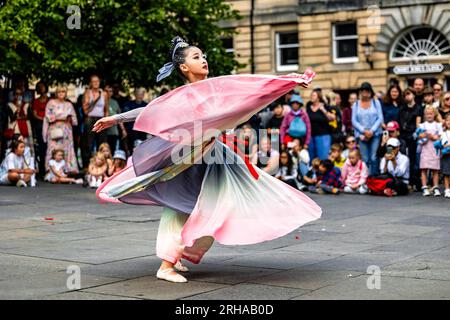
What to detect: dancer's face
<box><xmin>179</xmin><ymin>47</ymin><xmax>209</xmax><ymax>81</ymax></box>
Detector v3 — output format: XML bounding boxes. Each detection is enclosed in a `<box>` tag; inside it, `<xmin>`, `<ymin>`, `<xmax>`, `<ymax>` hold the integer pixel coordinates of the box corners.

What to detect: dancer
<box><xmin>93</xmin><ymin>37</ymin><xmax>321</xmax><ymax>283</ymax></box>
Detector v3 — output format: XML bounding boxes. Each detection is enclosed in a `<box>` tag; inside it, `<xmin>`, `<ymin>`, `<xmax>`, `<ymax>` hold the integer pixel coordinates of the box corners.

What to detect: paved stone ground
<box><xmin>0</xmin><ymin>183</ymin><xmax>449</xmax><ymax>300</ymax></box>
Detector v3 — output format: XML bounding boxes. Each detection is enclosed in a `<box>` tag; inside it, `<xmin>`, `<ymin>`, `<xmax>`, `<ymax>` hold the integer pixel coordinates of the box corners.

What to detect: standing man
<box><xmin>81</xmin><ymin>75</ymin><xmax>109</xmax><ymax>170</ymax></box>
<box><xmin>413</xmin><ymin>77</ymin><xmax>425</xmax><ymax>106</ymax></box>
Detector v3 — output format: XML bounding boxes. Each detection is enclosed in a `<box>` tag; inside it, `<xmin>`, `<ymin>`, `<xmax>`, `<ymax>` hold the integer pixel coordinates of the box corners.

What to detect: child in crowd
<box><xmin>112</xmin><ymin>150</ymin><xmax>127</xmax><ymax>175</ymax></box>
<box><xmin>341</xmin><ymin>149</ymin><xmax>368</xmax><ymax>194</ymax></box>
<box><xmin>418</xmin><ymin>106</ymin><xmax>443</xmax><ymax>196</ymax></box>
<box><xmin>87</xmin><ymin>151</ymin><xmax>108</xmax><ymax>188</ymax></box>
<box><xmin>98</xmin><ymin>142</ymin><xmax>114</xmax><ymax>177</ymax></box>
<box><xmin>45</xmin><ymin>149</ymin><xmax>83</xmax><ymax>184</ymax></box>
<box><xmin>303</xmin><ymin>157</ymin><xmax>321</xmax><ymax>188</ymax></box>
<box><xmin>309</xmin><ymin>159</ymin><xmax>342</xmax><ymax>194</ymax></box>
<box><xmin>288</xmin><ymin>138</ymin><xmax>310</xmax><ymax>178</ymax></box>
<box><xmin>440</xmin><ymin>114</ymin><xmax>450</xmax><ymax>198</ymax></box>
<box><xmin>0</xmin><ymin>140</ymin><xmax>34</xmax><ymax>187</ymax></box>
<box><xmin>276</xmin><ymin>151</ymin><xmax>300</xmax><ymax>189</ymax></box>
<box><xmin>342</xmin><ymin>135</ymin><xmax>357</xmax><ymax>159</ymax></box>
<box><xmin>329</xmin><ymin>143</ymin><xmax>346</xmax><ymax>168</ymax></box>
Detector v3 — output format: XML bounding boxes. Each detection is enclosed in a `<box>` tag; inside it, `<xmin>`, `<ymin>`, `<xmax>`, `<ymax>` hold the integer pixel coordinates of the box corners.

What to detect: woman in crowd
<box><xmin>351</xmin><ymin>82</ymin><xmax>384</xmax><ymax>176</ymax></box>
<box><xmin>306</xmin><ymin>89</ymin><xmax>335</xmax><ymax>160</ymax></box>
<box><xmin>6</xmin><ymin>88</ymin><xmax>34</xmax><ymax>153</ymax></box>
<box><xmin>382</xmin><ymin>84</ymin><xmax>403</xmax><ymax>126</ymax></box>
<box><xmin>43</xmin><ymin>86</ymin><xmax>79</xmax><ymax>175</ymax></box>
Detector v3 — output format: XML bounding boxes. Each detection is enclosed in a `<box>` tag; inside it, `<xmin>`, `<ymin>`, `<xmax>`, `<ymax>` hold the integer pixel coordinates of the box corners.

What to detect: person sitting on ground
<box><xmin>275</xmin><ymin>150</ymin><xmax>301</xmax><ymax>189</ymax></box>
<box><xmin>251</xmin><ymin>137</ymin><xmax>280</xmax><ymax>176</ymax></box>
<box><xmin>98</xmin><ymin>142</ymin><xmax>114</xmax><ymax>177</ymax></box>
<box><xmin>309</xmin><ymin>159</ymin><xmax>342</xmax><ymax>194</ymax></box>
<box><xmin>303</xmin><ymin>157</ymin><xmax>321</xmax><ymax>189</ymax></box>
<box><xmin>86</xmin><ymin>151</ymin><xmax>108</xmax><ymax>188</ymax></box>
<box><xmin>341</xmin><ymin>149</ymin><xmax>369</xmax><ymax>194</ymax></box>
<box><xmin>342</xmin><ymin>135</ymin><xmax>357</xmax><ymax>159</ymax></box>
<box><xmin>328</xmin><ymin>143</ymin><xmax>346</xmax><ymax>168</ymax></box>
<box><xmin>379</xmin><ymin>138</ymin><xmax>410</xmax><ymax>196</ymax></box>
<box><xmin>112</xmin><ymin>149</ymin><xmax>127</xmax><ymax>175</ymax></box>
<box><xmin>376</xmin><ymin>121</ymin><xmax>406</xmax><ymax>159</ymax></box>
<box><xmin>45</xmin><ymin>149</ymin><xmax>83</xmax><ymax>184</ymax></box>
<box><xmin>0</xmin><ymin>140</ymin><xmax>35</xmax><ymax>187</ymax></box>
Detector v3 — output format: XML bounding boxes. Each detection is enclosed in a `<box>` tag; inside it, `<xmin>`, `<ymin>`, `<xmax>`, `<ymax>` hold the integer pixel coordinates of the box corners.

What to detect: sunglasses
<box><xmin>445</xmin><ymin>97</ymin><xmax>450</xmax><ymax>101</ymax></box>
<box><xmin>346</xmin><ymin>140</ymin><xmax>356</xmax><ymax>143</ymax></box>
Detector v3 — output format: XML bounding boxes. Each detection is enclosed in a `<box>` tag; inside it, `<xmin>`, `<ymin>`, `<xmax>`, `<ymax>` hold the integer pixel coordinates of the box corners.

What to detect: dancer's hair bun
<box><xmin>169</xmin><ymin>36</ymin><xmax>190</xmax><ymax>63</ymax></box>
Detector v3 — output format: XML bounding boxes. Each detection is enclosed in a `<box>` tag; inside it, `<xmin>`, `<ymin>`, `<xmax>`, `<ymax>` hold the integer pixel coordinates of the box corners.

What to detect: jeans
<box><xmin>358</xmin><ymin>134</ymin><xmax>381</xmax><ymax>176</ymax></box>
<box><xmin>308</xmin><ymin>134</ymin><xmax>332</xmax><ymax>161</ymax></box>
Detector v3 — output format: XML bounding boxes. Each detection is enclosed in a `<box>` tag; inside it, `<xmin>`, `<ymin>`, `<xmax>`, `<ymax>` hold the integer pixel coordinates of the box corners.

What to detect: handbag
<box><xmin>49</xmin><ymin>128</ymin><xmax>64</xmax><ymax>140</ymax></box>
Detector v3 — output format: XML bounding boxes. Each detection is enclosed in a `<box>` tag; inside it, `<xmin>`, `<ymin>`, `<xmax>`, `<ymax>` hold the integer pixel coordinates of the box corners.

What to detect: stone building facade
<box><xmin>222</xmin><ymin>0</ymin><xmax>450</xmax><ymax>102</ymax></box>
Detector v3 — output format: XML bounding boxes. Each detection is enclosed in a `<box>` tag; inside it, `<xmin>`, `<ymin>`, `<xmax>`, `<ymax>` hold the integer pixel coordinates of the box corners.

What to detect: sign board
<box><xmin>393</xmin><ymin>63</ymin><xmax>444</xmax><ymax>75</ymax></box>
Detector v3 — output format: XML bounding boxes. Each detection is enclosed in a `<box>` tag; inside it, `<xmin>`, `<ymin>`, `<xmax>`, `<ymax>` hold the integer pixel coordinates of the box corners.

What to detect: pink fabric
<box><xmin>341</xmin><ymin>159</ymin><xmax>368</xmax><ymax>186</ymax></box>
<box><xmin>134</xmin><ymin>72</ymin><xmax>316</xmax><ymax>145</ymax></box>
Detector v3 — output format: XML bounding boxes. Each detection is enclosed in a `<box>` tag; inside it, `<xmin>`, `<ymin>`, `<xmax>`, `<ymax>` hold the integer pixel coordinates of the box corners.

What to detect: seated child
<box><xmin>86</xmin><ymin>152</ymin><xmax>108</xmax><ymax>188</ymax></box>
<box><xmin>303</xmin><ymin>157</ymin><xmax>321</xmax><ymax>188</ymax></box>
<box><xmin>329</xmin><ymin>143</ymin><xmax>346</xmax><ymax>168</ymax></box>
<box><xmin>341</xmin><ymin>149</ymin><xmax>368</xmax><ymax>194</ymax></box>
<box><xmin>45</xmin><ymin>149</ymin><xmax>83</xmax><ymax>184</ymax></box>
<box><xmin>112</xmin><ymin>150</ymin><xmax>127</xmax><ymax>175</ymax></box>
<box><xmin>309</xmin><ymin>159</ymin><xmax>342</xmax><ymax>194</ymax></box>
<box><xmin>276</xmin><ymin>151</ymin><xmax>300</xmax><ymax>189</ymax></box>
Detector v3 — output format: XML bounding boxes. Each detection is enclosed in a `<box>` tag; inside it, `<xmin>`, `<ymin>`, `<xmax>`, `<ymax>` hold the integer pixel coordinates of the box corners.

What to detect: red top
<box><xmin>32</xmin><ymin>96</ymin><xmax>49</xmax><ymax>119</ymax></box>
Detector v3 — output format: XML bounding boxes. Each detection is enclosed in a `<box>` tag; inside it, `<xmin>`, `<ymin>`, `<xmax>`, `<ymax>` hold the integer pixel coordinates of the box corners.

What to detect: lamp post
<box><xmin>361</xmin><ymin>36</ymin><xmax>374</xmax><ymax>69</ymax></box>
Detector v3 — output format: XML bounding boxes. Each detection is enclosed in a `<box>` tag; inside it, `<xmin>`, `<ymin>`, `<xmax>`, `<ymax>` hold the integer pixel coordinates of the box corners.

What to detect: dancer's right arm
<box><xmin>92</xmin><ymin>107</ymin><xmax>145</xmax><ymax>132</ymax></box>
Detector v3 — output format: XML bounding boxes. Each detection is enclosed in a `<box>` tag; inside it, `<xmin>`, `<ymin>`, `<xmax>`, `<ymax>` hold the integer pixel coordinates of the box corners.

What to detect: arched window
<box><xmin>390</xmin><ymin>26</ymin><xmax>450</xmax><ymax>62</ymax></box>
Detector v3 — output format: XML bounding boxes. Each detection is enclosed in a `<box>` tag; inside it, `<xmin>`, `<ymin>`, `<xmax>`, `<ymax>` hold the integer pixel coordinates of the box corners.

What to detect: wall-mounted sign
<box><xmin>393</xmin><ymin>63</ymin><xmax>444</xmax><ymax>75</ymax></box>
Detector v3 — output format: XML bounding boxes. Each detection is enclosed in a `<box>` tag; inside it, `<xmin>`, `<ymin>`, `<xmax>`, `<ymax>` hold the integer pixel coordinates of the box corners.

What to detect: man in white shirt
<box><xmin>379</xmin><ymin>138</ymin><xmax>410</xmax><ymax>196</ymax></box>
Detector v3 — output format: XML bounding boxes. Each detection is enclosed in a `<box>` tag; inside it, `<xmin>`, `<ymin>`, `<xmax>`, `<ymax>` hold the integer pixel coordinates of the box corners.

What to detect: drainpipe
<box><xmin>250</xmin><ymin>0</ymin><xmax>255</xmax><ymax>74</ymax></box>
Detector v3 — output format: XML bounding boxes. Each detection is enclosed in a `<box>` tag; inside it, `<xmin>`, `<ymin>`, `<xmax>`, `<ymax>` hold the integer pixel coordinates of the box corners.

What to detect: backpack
<box><xmin>366</xmin><ymin>174</ymin><xmax>393</xmax><ymax>195</ymax></box>
<box><xmin>288</xmin><ymin>114</ymin><xmax>307</xmax><ymax>138</ymax></box>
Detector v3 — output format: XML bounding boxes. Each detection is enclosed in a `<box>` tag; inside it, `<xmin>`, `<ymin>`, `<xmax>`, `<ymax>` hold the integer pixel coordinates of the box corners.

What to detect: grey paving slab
<box><xmin>250</xmin><ymin>269</ymin><xmax>363</xmax><ymax>290</ymax></box>
<box><xmin>180</xmin><ymin>263</ymin><xmax>280</xmax><ymax>285</ymax></box>
<box><xmin>81</xmin><ymin>256</ymin><xmax>162</xmax><ymax>279</ymax></box>
<box><xmin>215</xmin><ymin>249</ymin><xmax>341</xmax><ymax>270</ymax></box>
<box><xmin>0</xmin><ymin>271</ymin><xmax>122</xmax><ymax>300</ymax></box>
<box><xmin>0</xmin><ymin>253</ymin><xmax>90</xmax><ymax>281</ymax></box>
<box><xmin>383</xmin><ymin>257</ymin><xmax>450</xmax><ymax>281</ymax></box>
<box><xmin>84</xmin><ymin>276</ymin><xmax>228</xmax><ymax>300</ymax></box>
<box><xmin>40</xmin><ymin>291</ymin><xmax>141</xmax><ymax>300</ymax></box>
<box><xmin>282</xmin><ymin>239</ymin><xmax>379</xmax><ymax>255</ymax></box>
<box><xmin>293</xmin><ymin>275</ymin><xmax>450</xmax><ymax>300</ymax></box>
<box><xmin>183</xmin><ymin>283</ymin><xmax>309</xmax><ymax>300</ymax></box>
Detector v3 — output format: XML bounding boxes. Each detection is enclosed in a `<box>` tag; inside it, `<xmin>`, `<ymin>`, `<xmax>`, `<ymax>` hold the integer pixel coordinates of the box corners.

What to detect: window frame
<box><xmin>332</xmin><ymin>21</ymin><xmax>359</xmax><ymax>64</ymax></box>
<box><xmin>275</xmin><ymin>31</ymin><xmax>299</xmax><ymax>72</ymax></box>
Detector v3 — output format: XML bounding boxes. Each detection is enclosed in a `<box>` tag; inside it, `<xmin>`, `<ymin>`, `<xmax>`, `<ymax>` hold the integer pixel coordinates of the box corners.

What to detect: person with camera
<box><xmin>379</xmin><ymin>138</ymin><xmax>410</xmax><ymax>196</ymax></box>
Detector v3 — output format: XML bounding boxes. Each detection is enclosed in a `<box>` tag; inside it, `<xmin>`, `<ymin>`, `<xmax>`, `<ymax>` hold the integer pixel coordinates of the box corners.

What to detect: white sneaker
<box><xmin>343</xmin><ymin>186</ymin><xmax>354</xmax><ymax>193</ymax></box>
<box><xmin>433</xmin><ymin>187</ymin><xmax>441</xmax><ymax>197</ymax></box>
<box><xmin>444</xmin><ymin>189</ymin><xmax>450</xmax><ymax>198</ymax></box>
<box><xmin>174</xmin><ymin>260</ymin><xmax>189</xmax><ymax>272</ymax></box>
<box><xmin>156</xmin><ymin>268</ymin><xmax>187</xmax><ymax>283</ymax></box>
<box><xmin>16</xmin><ymin>180</ymin><xmax>27</xmax><ymax>187</ymax></box>
<box><xmin>422</xmin><ymin>187</ymin><xmax>430</xmax><ymax>197</ymax></box>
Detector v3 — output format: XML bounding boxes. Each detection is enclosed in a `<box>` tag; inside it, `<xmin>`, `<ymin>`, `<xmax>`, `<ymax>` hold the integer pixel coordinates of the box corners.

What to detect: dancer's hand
<box><xmin>286</xmin><ymin>73</ymin><xmax>309</xmax><ymax>88</ymax></box>
<box><xmin>92</xmin><ymin>116</ymin><xmax>117</xmax><ymax>132</ymax></box>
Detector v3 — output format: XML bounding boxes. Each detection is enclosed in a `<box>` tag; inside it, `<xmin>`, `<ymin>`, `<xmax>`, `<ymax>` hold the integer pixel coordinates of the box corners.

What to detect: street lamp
<box><xmin>361</xmin><ymin>36</ymin><xmax>374</xmax><ymax>69</ymax></box>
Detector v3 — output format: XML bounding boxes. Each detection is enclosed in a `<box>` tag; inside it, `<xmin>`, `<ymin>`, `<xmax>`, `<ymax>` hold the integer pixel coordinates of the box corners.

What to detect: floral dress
<box><xmin>43</xmin><ymin>100</ymin><xmax>78</xmax><ymax>173</ymax></box>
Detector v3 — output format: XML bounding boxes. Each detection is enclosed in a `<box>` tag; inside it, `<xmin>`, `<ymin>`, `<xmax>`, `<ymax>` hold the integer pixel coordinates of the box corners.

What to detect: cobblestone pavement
<box><xmin>0</xmin><ymin>183</ymin><xmax>449</xmax><ymax>299</ymax></box>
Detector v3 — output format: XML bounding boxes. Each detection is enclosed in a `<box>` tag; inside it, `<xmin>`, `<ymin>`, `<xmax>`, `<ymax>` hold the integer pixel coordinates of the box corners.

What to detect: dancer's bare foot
<box><xmin>157</xmin><ymin>260</ymin><xmax>187</xmax><ymax>283</ymax></box>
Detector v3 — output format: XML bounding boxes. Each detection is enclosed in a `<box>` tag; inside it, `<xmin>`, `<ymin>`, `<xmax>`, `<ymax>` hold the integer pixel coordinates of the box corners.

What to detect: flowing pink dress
<box><xmin>97</xmin><ymin>70</ymin><xmax>322</xmax><ymax>247</ymax></box>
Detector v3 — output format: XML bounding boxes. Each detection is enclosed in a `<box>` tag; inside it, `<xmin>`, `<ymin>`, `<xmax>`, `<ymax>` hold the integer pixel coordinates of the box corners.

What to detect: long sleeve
<box><xmin>357</xmin><ymin>161</ymin><xmax>369</xmax><ymax>185</ymax></box>
<box><xmin>68</xmin><ymin>102</ymin><xmax>78</xmax><ymax>126</ymax></box>
<box><xmin>280</xmin><ymin>115</ymin><xmax>289</xmax><ymax>142</ymax></box>
<box><xmin>42</xmin><ymin>101</ymin><xmax>51</xmax><ymax>143</ymax></box>
<box><xmin>370</xmin><ymin>99</ymin><xmax>384</xmax><ymax>133</ymax></box>
<box><xmin>302</xmin><ymin>111</ymin><xmax>312</xmax><ymax>145</ymax></box>
<box><xmin>111</xmin><ymin>107</ymin><xmax>145</xmax><ymax>123</ymax></box>
<box><xmin>351</xmin><ymin>102</ymin><xmax>365</xmax><ymax>135</ymax></box>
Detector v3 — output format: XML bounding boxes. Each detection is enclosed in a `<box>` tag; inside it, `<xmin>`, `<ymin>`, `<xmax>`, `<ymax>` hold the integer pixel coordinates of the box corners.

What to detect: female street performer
<box><xmin>93</xmin><ymin>36</ymin><xmax>321</xmax><ymax>283</ymax></box>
